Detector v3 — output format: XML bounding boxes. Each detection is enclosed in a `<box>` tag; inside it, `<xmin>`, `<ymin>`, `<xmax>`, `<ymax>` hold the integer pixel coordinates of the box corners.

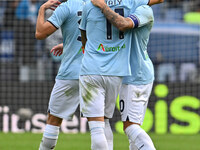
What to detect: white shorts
<box><xmin>119</xmin><ymin>82</ymin><xmax>153</xmax><ymax>125</ymax></box>
<box><xmin>48</xmin><ymin>79</ymin><xmax>79</xmax><ymax>120</ymax></box>
<box><xmin>80</xmin><ymin>75</ymin><xmax>122</xmax><ymax>118</ymax></box>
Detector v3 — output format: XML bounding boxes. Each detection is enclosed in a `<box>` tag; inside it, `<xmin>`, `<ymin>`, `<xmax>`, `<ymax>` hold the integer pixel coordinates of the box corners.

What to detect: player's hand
<box><xmin>42</xmin><ymin>0</ymin><xmax>61</xmax><ymax>10</ymax></box>
<box><xmin>50</xmin><ymin>43</ymin><xmax>63</xmax><ymax>56</ymax></box>
<box><xmin>91</xmin><ymin>0</ymin><xmax>106</xmax><ymax>9</ymax></box>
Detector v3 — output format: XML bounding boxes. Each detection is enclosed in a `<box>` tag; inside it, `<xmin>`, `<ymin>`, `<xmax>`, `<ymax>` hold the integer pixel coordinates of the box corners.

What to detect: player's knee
<box><xmin>46</xmin><ymin>114</ymin><xmax>62</xmax><ymax>126</ymax></box>
<box><xmin>124</xmin><ymin>123</ymin><xmax>142</xmax><ymax>142</ymax></box>
<box><xmin>123</xmin><ymin>121</ymin><xmax>140</xmax><ymax>131</ymax></box>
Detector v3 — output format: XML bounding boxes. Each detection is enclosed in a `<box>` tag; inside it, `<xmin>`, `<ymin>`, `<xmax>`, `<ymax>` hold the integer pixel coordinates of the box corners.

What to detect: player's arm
<box><xmin>92</xmin><ymin>1</ymin><xmax>132</xmax><ymax>32</ymax></box>
<box><xmin>80</xmin><ymin>30</ymin><xmax>87</xmax><ymax>48</ymax></box>
<box><xmin>148</xmin><ymin>0</ymin><xmax>164</xmax><ymax>6</ymax></box>
<box><xmin>35</xmin><ymin>0</ymin><xmax>61</xmax><ymax>40</ymax></box>
<box><xmin>79</xmin><ymin>4</ymin><xmax>87</xmax><ymax>48</ymax></box>
<box><xmin>130</xmin><ymin>5</ymin><xmax>154</xmax><ymax>28</ymax></box>
<box><xmin>91</xmin><ymin>0</ymin><xmax>163</xmax><ymax>31</ymax></box>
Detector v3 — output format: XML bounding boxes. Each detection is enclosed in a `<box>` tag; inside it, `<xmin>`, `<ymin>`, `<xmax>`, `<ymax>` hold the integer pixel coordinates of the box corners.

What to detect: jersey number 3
<box><xmin>77</xmin><ymin>11</ymin><xmax>82</xmax><ymax>41</ymax></box>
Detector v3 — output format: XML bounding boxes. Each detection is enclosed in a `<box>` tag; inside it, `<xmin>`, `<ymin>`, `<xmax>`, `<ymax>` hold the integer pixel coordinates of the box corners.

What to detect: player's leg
<box><xmin>120</xmin><ymin>83</ymin><xmax>156</xmax><ymax>150</ymax></box>
<box><xmin>80</xmin><ymin>75</ymin><xmax>109</xmax><ymax>150</ymax></box>
<box><xmin>39</xmin><ymin>79</ymin><xmax>79</xmax><ymax>150</ymax></box>
<box><xmin>125</xmin><ymin>122</ymin><xmax>155</xmax><ymax>150</ymax></box>
<box><xmin>80</xmin><ymin>75</ymin><xmax>122</xmax><ymax>150</ymax></box>
<box><xmin>104</xmin><ymin>118</ymin><xmax>113</xmax><ymax>150</ymax></box>
<box><xmin>39</xmin><ymin>114</ymin><xmax>62</xmax><ymax>150</ymax></box>
<box><xmin>88</xmin><ymin>117</ymin><xmax>109</xmax><ymax>150</ymax></box>
<box><xmin>104</xmin><ymin>76</ymin><xmax>123</xmax><ymax>150</ymax></box>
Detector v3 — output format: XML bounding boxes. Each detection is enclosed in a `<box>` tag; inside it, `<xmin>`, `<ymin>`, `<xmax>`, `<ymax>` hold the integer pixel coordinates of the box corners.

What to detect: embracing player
<box><xmin>79</xmin><ymin>0</ymin><xmax>163</xmax><ymax>149</ymax></box>
<box><xmin>91</xmin><ymin>0</ymin><xmax>159</xmax><ymax>149</ymax></box>
<box><xmin>35</xmin><ymin>0</ymin><xmax>86</xmax><ymax>149</ymax></box>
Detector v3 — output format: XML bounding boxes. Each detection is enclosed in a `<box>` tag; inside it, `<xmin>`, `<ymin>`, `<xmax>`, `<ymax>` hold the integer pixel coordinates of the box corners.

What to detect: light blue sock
<box><xmin>39</xmin><ymin>124</ymin><xmax>60</xmax><ymax>150</ymax></box>
<box><xmin>125</xmin><ymin>124</ymin><xmax>156</xmax><ymax>150</ymax></box>
<box><xmin>104</xmin><ymin>119</ymin><xmax>113</xmax><ymax>150</ymax></box>
<box><xmin>88</xmin><ymin>121</ymin><xmax>109</xmax><ymax>150</ymax></box>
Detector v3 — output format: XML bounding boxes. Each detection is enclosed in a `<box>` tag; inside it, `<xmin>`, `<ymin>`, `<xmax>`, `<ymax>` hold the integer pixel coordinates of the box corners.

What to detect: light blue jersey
<box><xmin>123</xmin><ymin>5</ymin><xmax>154</xmax><ymax>85</ymax></box>
<box><xmin>47</xmin><ymin>0</ymin><xmax>86</xmax><ymax>80</ymax></box>
<box><xmin>79</xmin><ymin>0</ymin><xmax>149</xmax><ymax>76</ymax></box>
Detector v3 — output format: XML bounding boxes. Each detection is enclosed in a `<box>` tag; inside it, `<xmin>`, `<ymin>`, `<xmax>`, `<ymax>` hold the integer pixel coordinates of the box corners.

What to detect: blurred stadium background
<box><xmin>0</xmin><ymin>0</ymin><xmax>200</xmax><ymax>149</ymax></box>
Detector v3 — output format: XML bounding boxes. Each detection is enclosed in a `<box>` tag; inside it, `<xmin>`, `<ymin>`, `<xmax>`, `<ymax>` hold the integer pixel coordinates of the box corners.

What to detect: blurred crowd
<box><xmin>0</xmin><ymin>0</ymin><xmax>64</xmax><ymax>81</ymax></box>
<box><xmin>152</xmin><ymin>0</ymin><xmax>200</xmax><ymax>22</ymax></box>
<box><xmin>0</xmin><ymin>0</ymin><xmax>199</xmax><ymax>82</ymax></box>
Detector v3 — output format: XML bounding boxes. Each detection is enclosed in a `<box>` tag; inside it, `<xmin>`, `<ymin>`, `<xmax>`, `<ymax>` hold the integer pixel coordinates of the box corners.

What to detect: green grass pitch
<box><xmin>0</xmin><ymin>132</ymin><xmax>199</xmax><ymax>150</ymax></box>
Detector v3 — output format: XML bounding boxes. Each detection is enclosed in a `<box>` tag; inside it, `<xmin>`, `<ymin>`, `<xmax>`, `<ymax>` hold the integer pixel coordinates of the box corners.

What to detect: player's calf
<box><xmin>125</xmin><ymin>124</ymin><xmax>156</xmax><ymax>150</ymax></box>
<box><xmin>104</xmin><ymin>119</ymin><xmax>113</xmax><ymax>150</ymax></box>
<box><xmin>88</xmin><ymin>121</ymin><xmax>109</xmax><ymax>150</ymax></box>
<box><xmin>39</xmin><ymin>124</ymin><xmax>60</xmax><ymax>150</ymax></box>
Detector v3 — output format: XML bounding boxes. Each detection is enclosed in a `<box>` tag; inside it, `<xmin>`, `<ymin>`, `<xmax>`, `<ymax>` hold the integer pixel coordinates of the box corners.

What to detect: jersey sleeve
<box><xmin>134</xmin><ymin>0</ymin><xmax>149</xmax><ymax>8</ymax></box>
<box><xmin>47</xmin><ymin>2</ymin><xmax>70</xmax><ymax>28</ymax></box>
<box><xmin>79</xmin><ymin>3</ymin><xmax>87</xmax><ymax>31</ymax></box>
<box><xmin>128</xmin><ymin>5</ymin><xmax>154</xmax><ymax>28</ymax></box>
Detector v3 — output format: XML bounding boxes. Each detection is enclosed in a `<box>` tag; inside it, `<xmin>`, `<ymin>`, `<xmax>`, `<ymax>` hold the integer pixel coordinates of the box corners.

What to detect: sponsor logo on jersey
<box><xmin>97</xmin><ymin>43</ymin><xmax>126</xmax><ymax>52</ymax></box>
<box><xmin>78</xmin><ymin>46</ymin><xmax>85</xmax><ymax>54</ymax></box>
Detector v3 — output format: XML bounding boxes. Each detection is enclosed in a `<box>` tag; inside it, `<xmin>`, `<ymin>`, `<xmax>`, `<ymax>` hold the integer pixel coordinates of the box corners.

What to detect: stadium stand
<box><xmin>0</xmin><ymin>0</ymin><xmax>199</xmax><ymax>134</ymax></box>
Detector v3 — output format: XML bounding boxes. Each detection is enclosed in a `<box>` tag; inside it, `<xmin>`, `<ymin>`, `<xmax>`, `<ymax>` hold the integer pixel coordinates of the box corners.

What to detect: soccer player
<box><xmin>35</xmin><ymin>0</ymin><xmax>86</xmax><ymax>149</ymax></box>
<box><xmin>79</xmin><ymin>0</ymin><xmax>162</xmax><ymax>149</ymax></box>
<box><xmin>91</xmin><ymin>0</ymin><xmax>158</xmax><ymax>149</ymax></box>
